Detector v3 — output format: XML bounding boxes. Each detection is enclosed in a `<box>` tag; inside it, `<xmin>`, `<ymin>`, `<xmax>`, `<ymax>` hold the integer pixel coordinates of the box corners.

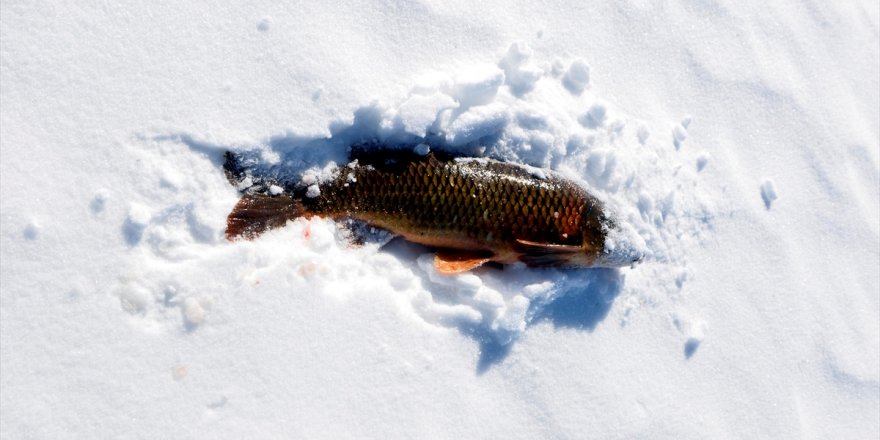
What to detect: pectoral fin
<box><xmin>514</xmin><ymin>239</ymin><xmax>583</xmax><ymax>254</ymax></box>
<box><xmin>433</xmin><ymin>251</ymin><xmax>492</xmax><ymax>275</ymax></box>
<box><xmin>514</xmin><ymin>239</ymin><xmax>584</xmax><ymax>267</ymax></box>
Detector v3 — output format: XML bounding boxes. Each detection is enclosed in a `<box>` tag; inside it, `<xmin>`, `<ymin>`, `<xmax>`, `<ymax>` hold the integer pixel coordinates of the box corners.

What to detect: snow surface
<box><xmin>2</xmin><ymin>1</ymin><xmax>879</xmax><ymax>438</ymax></box>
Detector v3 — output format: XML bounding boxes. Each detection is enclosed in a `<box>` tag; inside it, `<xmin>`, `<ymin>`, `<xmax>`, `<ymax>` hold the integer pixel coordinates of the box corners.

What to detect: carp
<box><xmin>223</xmin><ymin>148</ymin><xmax>642</xmax><ymax>274</ymax></box>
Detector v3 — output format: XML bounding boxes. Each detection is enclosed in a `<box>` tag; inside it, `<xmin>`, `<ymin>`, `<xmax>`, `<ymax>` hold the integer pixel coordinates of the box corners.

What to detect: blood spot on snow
<box><xmin>173</xmin><ymin>366</ymin><xmax>188</xmax><ymax>381</ymax></box>
<box><xmin>298</xmin><ymin>262</ymin><xmax>319</xmax><ymax>278</ymax></box>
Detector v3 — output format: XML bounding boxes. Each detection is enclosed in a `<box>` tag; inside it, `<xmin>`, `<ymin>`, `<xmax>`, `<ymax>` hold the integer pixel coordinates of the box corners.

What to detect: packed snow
<box><xmin>1</xmin><ymin>1</ymin><xmax>878</xmax><ymax>439</ymax></box>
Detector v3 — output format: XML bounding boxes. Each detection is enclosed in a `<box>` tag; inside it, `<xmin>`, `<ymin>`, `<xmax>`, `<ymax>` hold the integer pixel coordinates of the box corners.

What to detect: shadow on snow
<box><xmin>473</xmin><ymin>268</ymin><xmax>622</xmax><ymax>374</ymax></box>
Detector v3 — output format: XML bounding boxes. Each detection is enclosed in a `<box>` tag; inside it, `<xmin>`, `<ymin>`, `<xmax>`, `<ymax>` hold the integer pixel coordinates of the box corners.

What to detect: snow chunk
<box><xmin>445</xmin><ymin>103</ymin><xmax>509</xmax><ymax>146</ymax></box>
<box><xmin>257</xmin><ymin>17</ymin><xmax>271</xmax><ymax>32</ymax></box>
<box><xmin>306</xmin><ymin>184</ymin><xmax>321</xmax><ymax>198</ymax></box>
<box><xmin>580</xmin><ymin>102</ymin><xmax>607</xmax><ymax>128</ymax></box>
<box><xmin>182</xmin><ymin>297</ymin><xmax>206</xmax><ymax>327</ymax></box>
<box><xmin>449</xmin><ymin>64</ymin><xmax>505</xmax><ymax>109</ymax></box>
<box><xmin>499</xmin><ymin>41</ymin><xmax>533</xmax><ymax>68</ymax></box>
<box><xmin>90</xmin><ymin>189</ymin><xmax>109</xmax><ymax>213</ymax></box>
<box><xmin>306</xmin><ymin>219</ymin><xmax>336</xmax><ymax>252</ymax></box>
<box><xmin>562</xmin><ymin>59</ymin><xmax>591</xmax><ymax>94</ymax></box>
<box><xmin>398</xmin><ymin>92</ymin><xmax>458</xmax><ymax>137</ymax></box>
<box><xmin>413</xmin><ymin>143</ymin><xmax>430</xmax><ymax>156</ymax></box>
<box><xmin>117</xmin><ymin>284</ymin><xmax>150</xmax><ymax>315</ymax></box>
<box><xmin>681</xmin><ymin>115</ymin><xmax>693</xmax><ymax>128</ymax></box>
<box><xmin>499</xmin><ymin>42</ymin><xmax>543</xmax><ymax>96</ymax></box>
<box><xmin>22</xmin><ymin>221</ymin><xmax>40</xmax><ymax>240</ymax></box>
<box><xmin>521</xmin><ymin>164</ymin><xmax>547</xmax><ymax>180</ymax></box>
<box><xmin>236</xmin><ymin>176</ymin><xmax>254</xmax><ymax>191</ymax></box>
<box><xmin>696</xmin><ymin>152</ymin><xmax>710</xmax><ymax>171</ymax></box>
<box><xmin>761</xmin><ymin>179</ymin><xmax>778</xmax><ymax>209</ymax></box>
<box><xmin>495</xmin><ymin>295</ymin><xmax>530</xmax><ymax>335</ymax></box>
<box><xmin>523</xmin><ymin>281</ymin><xmax>554</xmax><ymax>297</ymax></box>
<box><xmin>301</xmin><ymin>173</ymin><xmax>317</xmax><ymax>186</ymax></box>
<box><xmin>124</xmin><ymin>203</ymin><xmax>153</xmax><ymax>245</ymax></box>
<box><xmin>586</xmin><ymin>149</ymin><xmax>617</xmax><ymax>186</ymax></box>
<box><xmin>301</xmin><ymin>161</ymin><xmax>340</xmax><ymax>193</ymax></box>
<box><xmin>673</xmin><ymin>123</ymin><xmax>688</xmax><ymax>149</ymax></box>
<box><xmin>674</xmin><ymin>312</ymin><xmax>706</xmax><ymax>359</ymax></box>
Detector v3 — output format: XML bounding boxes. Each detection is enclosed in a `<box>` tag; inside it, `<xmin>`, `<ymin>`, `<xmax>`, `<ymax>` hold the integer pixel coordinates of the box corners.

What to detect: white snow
<box><xmin>2</xmin><ymin>1</ymin><xmax>878</xmax><ymax>439</ymax></box>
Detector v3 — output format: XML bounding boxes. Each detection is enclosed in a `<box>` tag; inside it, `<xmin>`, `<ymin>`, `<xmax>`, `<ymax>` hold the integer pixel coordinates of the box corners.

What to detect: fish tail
<box><xmin>226</xmin><ymin>193</ymin><xmax>305</xmax><ymax>240</ymax></box>
<box><xmin>223</xmin><ymin>151</ymin><xmax>308</xmax><ymax>240</ymax></box>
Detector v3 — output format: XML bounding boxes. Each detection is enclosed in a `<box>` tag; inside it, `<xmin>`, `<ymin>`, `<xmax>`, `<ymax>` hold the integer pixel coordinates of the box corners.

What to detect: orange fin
<box><xmin>433</xmin><ymin>251</ymin><xmax>492</xmax><ymax>275</ymax></box>
<box><xmin>226</xmin><ymin>194</ymin><xmax>304</xmax><ymax>241</ymax></box>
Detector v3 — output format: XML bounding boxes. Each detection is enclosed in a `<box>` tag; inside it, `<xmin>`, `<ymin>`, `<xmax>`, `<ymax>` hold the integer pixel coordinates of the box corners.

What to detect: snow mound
<box><xmin>120</xmin><ymin>43</ymin><xmax>717</xmax><ymax>360</ymax></box>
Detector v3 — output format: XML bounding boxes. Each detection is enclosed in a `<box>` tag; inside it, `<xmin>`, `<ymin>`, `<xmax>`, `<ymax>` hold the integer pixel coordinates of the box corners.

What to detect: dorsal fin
<box><xmin>348</xmin><ymin>145</ymin><xmax>459</xmax><ymax>172</ymax></box>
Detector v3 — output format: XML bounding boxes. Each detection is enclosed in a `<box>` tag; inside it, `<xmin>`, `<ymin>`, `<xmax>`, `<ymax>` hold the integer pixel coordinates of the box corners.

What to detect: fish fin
<box><xmin>514</xmin><ymin>239</ymin><xmax>583</xmax><ymax>266</ymax></box>
<box><xmin>433</xmin><ymin>251</ymin><xmax>492</xmax><ymax>275</ymax></box>
<box><xmin>514</xmin><ymin>239</ymin><xmax>583</xmax><ymax>253</ymax></box>
<box><xmin>226</xmin><ymin>194</ymin><xmax>304</xmax><ymax>240</ymax></box>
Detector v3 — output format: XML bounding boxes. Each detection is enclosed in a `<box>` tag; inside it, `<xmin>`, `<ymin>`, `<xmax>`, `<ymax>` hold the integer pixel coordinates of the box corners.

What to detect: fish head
<box><xmin>515</xmin><ymin>225</ymin><xmax>644</xmax><ymax>268</ymax></box>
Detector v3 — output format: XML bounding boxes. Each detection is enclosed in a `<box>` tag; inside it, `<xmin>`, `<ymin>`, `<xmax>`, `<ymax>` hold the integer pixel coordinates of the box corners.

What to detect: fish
<box><xmin>223</xmin><ymin>147</ymin><xmax>642</xmax><ymax>274</ymax></box>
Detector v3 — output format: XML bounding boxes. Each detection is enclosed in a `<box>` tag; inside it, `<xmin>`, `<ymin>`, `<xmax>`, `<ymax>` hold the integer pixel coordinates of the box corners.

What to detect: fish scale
<box><xmin>302</xmin><ymin>153</ymin><xmax>607</xmax><ymax>260</ymax></box>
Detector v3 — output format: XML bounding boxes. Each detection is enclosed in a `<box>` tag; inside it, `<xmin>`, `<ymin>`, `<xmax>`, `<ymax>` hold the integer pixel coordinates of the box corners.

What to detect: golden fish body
<box><xmin>225</xmin><ymin>150</ymin><xmax>639</xmax><ymax>270</ymax></box>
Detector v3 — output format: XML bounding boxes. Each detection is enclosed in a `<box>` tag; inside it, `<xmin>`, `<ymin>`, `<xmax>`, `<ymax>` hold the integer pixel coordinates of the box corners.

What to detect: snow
<box><xmin>2</xmin><ymin>1</ymin><xmax>879</xmax><ymax>439</ymax></box>
<box><xmin>562</xmin><ymin>59</ymin><xmax>591</xmax><ymax>95</ymax></box>
<box><xmin>761</xmin><ymin>178</ymin><xmax>779</xmax><ymax>209</ymax></box>
<box><xmin>413</xmin><ymin>143</ymin><xmax>431</xmax><ymax>156</ymax></box>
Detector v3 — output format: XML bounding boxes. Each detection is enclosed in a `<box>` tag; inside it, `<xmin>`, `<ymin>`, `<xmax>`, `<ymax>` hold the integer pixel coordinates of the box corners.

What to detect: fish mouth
<box><xmin>594</xmin><ymin>236</ymin><xmax>647</xmax><ymax>268</ymax></box>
